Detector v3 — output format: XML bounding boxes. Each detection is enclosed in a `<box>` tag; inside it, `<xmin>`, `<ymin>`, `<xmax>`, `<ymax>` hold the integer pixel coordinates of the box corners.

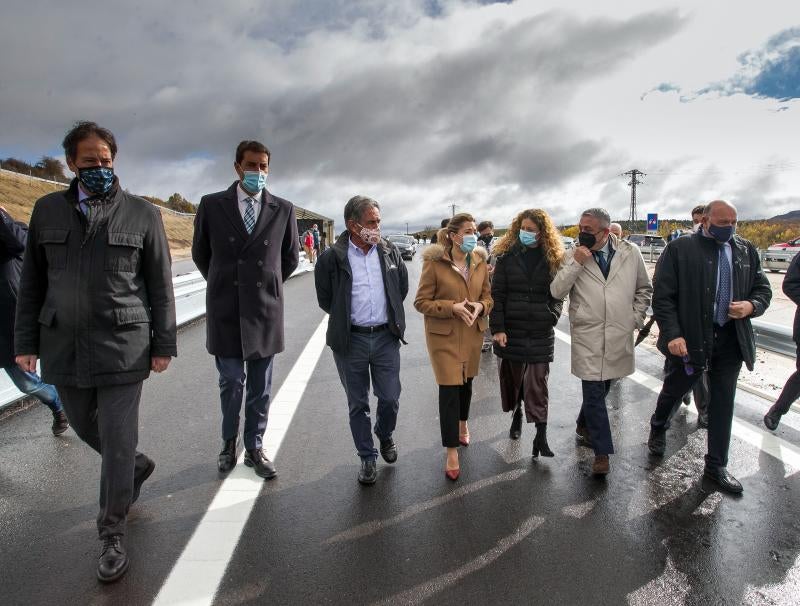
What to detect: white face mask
<box><xmin>357</xmin><ymin>223</ymin><xmax>381</xmax><ymax>245</ymax></box>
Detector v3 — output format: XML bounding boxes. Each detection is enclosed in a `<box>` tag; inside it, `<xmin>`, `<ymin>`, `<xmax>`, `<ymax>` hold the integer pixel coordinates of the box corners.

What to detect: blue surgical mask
<box><xmin>519</xmin><ymin>231</ymin><xmax>538</xmax><ymax>247</ymax></box>
<box><xmin>78</xmin><ymin>166</ymin><xmax>114</xmax><ymax>195</ymax></box>
<box><xmin>459</xmin><ymin>234</ymin><xmax>478</xmax><ymax>253</ymax></box>
<box><xmin>707</xmin><ymin>223</ymin><xmax>734</xmax><ymax>243</ymax></box>
<box><xmin>241</xmin><ymin>170</ymin><xmax>267</xmax><ymax>193</ymax></box>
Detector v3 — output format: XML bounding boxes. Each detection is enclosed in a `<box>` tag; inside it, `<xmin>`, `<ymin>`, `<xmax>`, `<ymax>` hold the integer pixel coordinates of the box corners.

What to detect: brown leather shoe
<box><xmin>592</xmin><ymin>455</ymin><xmax>610</xmax><ymax>476</ymax></box>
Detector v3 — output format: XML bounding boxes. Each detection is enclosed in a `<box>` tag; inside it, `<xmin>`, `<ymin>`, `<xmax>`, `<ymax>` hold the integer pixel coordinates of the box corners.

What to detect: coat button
<box><xmin>233</xmin><ymin>280</ymin><xmax>239</xmax><ymax>286</ymax></box>
<box><xmin>257</xmin><ymin>260</ymin><xmax>263</xmax><ymax>266</ymax></box>
<box><xmin>256</xmin><ymin>281</ymin><xmax>262</xmax><ymax>287</ymax></box>
<box><xmin>229</xmin><ymin>237</ymin><xmax>235</xmax><ymax>242</ymax></box>
<box><xmin>263</xmin><ymin>240</ymin><xmax>269</xmax><ymax>246</ymax></box>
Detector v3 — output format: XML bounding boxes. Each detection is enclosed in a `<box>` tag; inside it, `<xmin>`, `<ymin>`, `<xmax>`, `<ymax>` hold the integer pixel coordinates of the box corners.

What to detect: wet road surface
<box><xmin>1</xmin><ymin>249</ymin><xmax>799</xmax><ymax>605</ymax></box>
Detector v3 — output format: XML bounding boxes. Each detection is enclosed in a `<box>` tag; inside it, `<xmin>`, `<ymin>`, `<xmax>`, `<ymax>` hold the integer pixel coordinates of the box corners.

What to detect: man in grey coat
<box><xmin>15</xmin><ymin>121</ymin><xmax>177</xmax><ymax>583</ymax></box>
<box><xmin>192</xmin><ymin>140</ymin><xmax>299</xmax><ymax>480</ymax></box>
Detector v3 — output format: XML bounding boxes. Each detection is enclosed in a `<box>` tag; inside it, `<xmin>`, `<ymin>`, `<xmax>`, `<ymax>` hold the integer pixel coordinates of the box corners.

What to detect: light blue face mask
<box><xmin>519</xmin><ymin>230</ymin><xmax>538</xmax><ymax>246</ymax></box>
<box><xmin>459</xmin><ymin>234</ymin><xmax>478</xmax><ymax>253</ymax></box>
<box><xmin>241</xmin><ymin>170</ymin><xmax>267</xmax><ymax>193</ymax></box>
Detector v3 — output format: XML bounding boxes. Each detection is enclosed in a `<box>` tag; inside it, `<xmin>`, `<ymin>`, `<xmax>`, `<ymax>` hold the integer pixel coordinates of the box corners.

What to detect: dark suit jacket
<box><xmin>0</xmin><ymin>210</ymin><xmax>27</xmax><ymax>367</ymax></box>
<box><xmin>192</xmin><ymin>182</ymin><xmax>299</xmax><ymax>360</ymax></box>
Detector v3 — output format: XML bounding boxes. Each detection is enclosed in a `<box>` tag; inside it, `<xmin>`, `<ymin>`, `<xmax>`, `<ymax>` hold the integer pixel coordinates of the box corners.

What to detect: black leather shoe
<box><xmin>244</xmin><ymin>449</ymin><xmax>277</xmax><ymax>479</ymax></box>
<box><xmin>97</xmin><ymin>535</ymin><xmax>129</xmax><ymax>583</ymax></box>
<box><xmin>52</xmin><ymin>410</ymin><xmax>69</xmax><ymax>436</ymax></box>
<box><xmin>764</xmin><ymin>403</ymin><xmax>785</xmax><ymax>431</ymax></box>
<box><xmin>509</xmin><ymin>406</ymin><xmax>523</xmax><ymax>440</ymax></box>
<box><xmin>697</xmin><ymin>411</ymin><xmax>709</xmax><ymax>429</ymax></box>
<box><xmin>358</xmin><ymin>459</ymin><xmax>377</xmax><ymax>485</ymax></box>
<box><xmin>132</xmin><ymin>456</ymin><xmax>156</xmax><ymax>505</ymax></box>
<box><xmin>575</xmin><ymin>425</ymin><xmax>592</xmax><ymax>447</ymax></box>
<box><xmin>218</xmin><ymin>438</ymin><xmax>238</xmax><ymax>473</ymax></box>
<box><xmin>648</xmin><ymin>427</ymin><xmax>666</xmax><ymax>456</ymax></box>
<box><xmin>703</xmin><ymin>467</ymin><xmax>743</xmax><ymax>494</ymax></box>
<box><xmin>379</xmin><ymin>438</ymin><xmax>398</xmax><ymax>464</ymax></box>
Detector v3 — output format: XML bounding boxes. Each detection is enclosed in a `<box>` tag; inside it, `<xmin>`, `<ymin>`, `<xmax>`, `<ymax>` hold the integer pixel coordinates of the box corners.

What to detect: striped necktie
<box><xmin>715</xmin><ymin>245</ymin><xmax>732</xmax><ymax>325</ymax></box>
<box><xmin>243</xmin><ymin>197</ymin><xmax>256</xmax><ymax>234</ymax></box>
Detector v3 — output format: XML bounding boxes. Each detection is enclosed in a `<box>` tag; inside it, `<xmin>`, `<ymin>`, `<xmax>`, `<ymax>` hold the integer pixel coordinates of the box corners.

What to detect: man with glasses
<box><xmin>551</xmin><ymin>208</ymin><xmax>652</xmax><ymax>476</ymax></box>
<box><xmin>647</xmin><ymin>200</ymin><xmax>770</xmax><ymax>494</ymax></box>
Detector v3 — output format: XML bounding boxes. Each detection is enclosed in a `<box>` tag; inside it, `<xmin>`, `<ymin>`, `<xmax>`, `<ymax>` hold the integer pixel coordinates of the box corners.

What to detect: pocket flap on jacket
<box><xmin>427</xmin><ymin>318</ymin><xmax>453</xmax><ymax>335</ymax></box>
<box><xmin>114</xmin><ymin>306</ymin><xmax>151</xmax><ymax>326</ymax></box>
<box><xmin>38</xmin><ymin>306</ymin><xmax>56</xmax><ymax>327</ymax></box>
<box><xmin>108</xmin><ymin>231</ymin><xmax>144</xmax><ymax>248</ymax></box>
<box><xmin>39</xmin><ymin>229</ymin><xmax>69</xmax><ymax>244</ymax></box>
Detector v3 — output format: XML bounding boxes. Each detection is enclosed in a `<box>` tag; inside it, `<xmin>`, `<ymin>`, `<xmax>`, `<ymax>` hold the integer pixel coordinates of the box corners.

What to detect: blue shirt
<box><xmin>348</xmin><ymin>237</ymin><xmax>388</xmax><ymax>327</ymax></box>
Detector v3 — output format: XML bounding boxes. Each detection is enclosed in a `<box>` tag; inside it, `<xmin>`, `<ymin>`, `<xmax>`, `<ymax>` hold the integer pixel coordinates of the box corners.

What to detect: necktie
<box><xmin>243</xmin><ymin>197</ymin><xmax>256</xmax><ymax>234</ymax></box>
<box><xmin>594</xmin><ymin>250</ymin><xmax>608</xmax><ymax>278</ymax></box>
<box><xmin>715</xmin><ymin>245</ymin><xmax>731</xmax><ymax>325</ymax></box>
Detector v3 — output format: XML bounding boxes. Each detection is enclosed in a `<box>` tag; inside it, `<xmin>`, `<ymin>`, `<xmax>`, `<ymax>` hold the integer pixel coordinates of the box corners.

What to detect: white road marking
<box><xmin>554</xmin><ymin>328</ymin><xmax>800</xmax><ymax>470</ymax></box>
<box><xmin>152</xmin><ymin>316</ymin><xmax>329</xmax><ymax>606</ymax></box>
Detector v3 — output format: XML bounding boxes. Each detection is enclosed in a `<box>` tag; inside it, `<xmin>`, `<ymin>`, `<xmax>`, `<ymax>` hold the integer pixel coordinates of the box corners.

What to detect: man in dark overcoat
<box><xmin>15</xmin><ymin>121</ymin><xmax>177</xmax><ymax>582</ymax></box>
<box><xmin>192</xmin><ymin>140</ymin><xmax>299</xmax><ymax>480</ymax></box>
<box><xmin>0</xmin><ymin>206</ymin><xmax>68</xmax><ymax>434</ymax></box>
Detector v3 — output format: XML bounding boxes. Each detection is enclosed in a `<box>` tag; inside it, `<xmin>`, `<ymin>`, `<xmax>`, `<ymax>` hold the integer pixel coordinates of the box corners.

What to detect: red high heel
<box><xmin>458</xmin><ymin>432</ymin><xmax>470</xmax><ymax>447</ymax></box>
<box><xmin>445</xmin><ymin>466</ymin><xmax>460</xmax><ymax>481</ymax></box>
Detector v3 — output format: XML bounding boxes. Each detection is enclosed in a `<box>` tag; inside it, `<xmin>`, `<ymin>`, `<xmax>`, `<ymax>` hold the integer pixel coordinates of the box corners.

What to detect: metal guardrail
<box><xmin>752</xmin><ymin>319</ymin><xmax>795</xmax><ymax>357</ymax></box>
<box><xmin>0</xmin><ymin>254</ymin><xmax>315</xmax><ymax>411</ymax></box>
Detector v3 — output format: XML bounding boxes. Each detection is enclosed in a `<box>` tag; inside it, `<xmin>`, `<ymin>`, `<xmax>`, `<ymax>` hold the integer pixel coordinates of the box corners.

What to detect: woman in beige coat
<box><xmin>415</xmin><ymin>213</ymin><xmax>493</xmax><ymax>480</ymax></box>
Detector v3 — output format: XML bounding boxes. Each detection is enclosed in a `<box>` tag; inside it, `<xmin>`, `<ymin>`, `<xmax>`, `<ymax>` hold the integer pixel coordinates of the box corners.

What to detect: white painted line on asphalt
<box><xmin>370</xmin><ymin>515</ymin><xmax>545</xmax><ymax>606</ymax></box>
<box><xmin>554</xmin><ymin>328</ymin><xmax>800</xmax><ymax>470</ymax></box>
<box><xmin>325</xmin><ymin>468</ymin><xmax>528</xmax><ymax>544</ymax></box>
<box><xmin>153</xmin><ymin>316</ymin><xmax>329</xmax><ymax>606</ymax></box>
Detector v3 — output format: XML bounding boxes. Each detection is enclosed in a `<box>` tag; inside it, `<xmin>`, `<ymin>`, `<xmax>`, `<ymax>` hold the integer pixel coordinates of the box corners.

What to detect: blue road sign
<box><xmin>647</xmin><ymin>213</ymin><xmax>658</xmax><ymax>233</ymax></box>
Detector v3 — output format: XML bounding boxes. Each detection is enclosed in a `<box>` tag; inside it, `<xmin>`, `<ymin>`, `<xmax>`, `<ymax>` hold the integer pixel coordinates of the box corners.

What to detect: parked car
<box><xmin>768</xmin><ymin>236</ymin><xmax>800</xmax><ymax>252</ymax></box>
<box><xmin>762</xmin><ymin>249</ymin><xmax>798</xmax><ymax>273</ymax></box>
<box><xmin>561</xmin><ymin>236</ymin><xmax>574</xmax><ymax>250</ymax></box>
<box><xmin>386</xmin><ymin>234</ymin><xmax>417</xmax><ymax>260</ymax></box>
<box><xmin>625</xmin><ymin>233</ymin><xmax>666</xmax><ymax>249</ymax></box>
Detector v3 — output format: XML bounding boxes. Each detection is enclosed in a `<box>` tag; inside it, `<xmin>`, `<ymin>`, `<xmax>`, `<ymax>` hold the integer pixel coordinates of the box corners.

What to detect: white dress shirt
<box><xmin>237</xmin><ymin>183</ymin><xmax>262</xmax><ymax>223</ymax></box>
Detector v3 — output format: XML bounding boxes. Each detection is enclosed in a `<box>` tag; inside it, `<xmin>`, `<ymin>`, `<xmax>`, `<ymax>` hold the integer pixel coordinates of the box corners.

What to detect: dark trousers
<box><xmin>57</xmin><ymin>382</ymin><xmax>149</xmax><ymax>538</ymax></box>
<box><xmin>439</xmin><ymin>378</ymin><xmax>473</xmax><ymax>448</ymax></box>
<box><xmin>497</xmin><ymin>358</ymin><xmax>550</xmax><ymax>423</ymax></box>
<box><xmin>332</xmin><ymin>330</ymin><xmax>401</xmax><ymax>460</ymax></box>
<box><xmin>651</xmin><ymin>322</ymin><xmax>742</xmax><ymax>470</ymax></box>
<box><xmin>578</xmin><ymin>380</ymin><xmax>613</xmax><ymax>455</ymax></box>
<box><xmin>215</xmin><ymin>355</ymin><xmax>274</xmax><ymax>451</ymax></box>
<box><xmin>773</xmin><ymin>344</ymin><xmax>800</xmax><ymax>415</ymax></box>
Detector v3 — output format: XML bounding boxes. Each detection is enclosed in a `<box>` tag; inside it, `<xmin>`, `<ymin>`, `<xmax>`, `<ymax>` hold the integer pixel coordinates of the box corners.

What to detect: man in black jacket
<box><xmin>314</xmin><ymin>196</ymin><xmax>408</xmax><ymax>485</ymax></box>
<box><xmin>192</xmin><ymin>140</ymin><xmax>299</xmax><ymax>480</ymax></box>
<box><xmin>15</xmin><ymin>122</ymin><xmax>177</xmax><ymax>582</ymax></box>
<box><xmin>764</xmin><ymin>253</ymin><xmax>800</xmax><ymax>430</ymax></box>
<box><xmin>0</xmin><ymin>206</ymin><xmax>68</xmax><ymax>434</ymax></box>
<box><xmin>647</xmin><ymin>200</ymin><xmax>771</xmax><ymax>494</ymax></box>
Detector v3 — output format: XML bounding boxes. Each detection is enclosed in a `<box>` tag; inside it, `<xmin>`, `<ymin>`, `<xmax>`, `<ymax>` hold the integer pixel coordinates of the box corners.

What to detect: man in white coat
<box><xmin>551</xmin><ymin>208</ymin><xmax>652</xmax><ymax>476</ymax></box>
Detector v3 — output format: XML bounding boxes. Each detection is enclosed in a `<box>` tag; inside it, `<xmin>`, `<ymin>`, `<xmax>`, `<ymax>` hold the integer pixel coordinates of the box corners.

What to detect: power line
<box><xmin>622</xmin><ymin>169</ymin><xmax>645</xmax><ymax>224</ymax></box>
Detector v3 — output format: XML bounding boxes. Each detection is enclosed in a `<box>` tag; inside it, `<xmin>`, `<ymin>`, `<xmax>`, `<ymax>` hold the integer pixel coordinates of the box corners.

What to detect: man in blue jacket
<box><xmin>314</xmin><ymin>196</ymin><xmax>408</xmax><ymax>485</ymax></box>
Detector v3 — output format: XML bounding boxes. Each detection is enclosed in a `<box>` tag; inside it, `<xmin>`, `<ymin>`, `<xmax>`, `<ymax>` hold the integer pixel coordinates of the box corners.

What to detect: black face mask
<box><xmin>578</xmin><ymin>231</ymin><xmax>596</xmax><ymax>249</ymax></box>
<box><xmin>479</xmin><ymin>233</ymin><xmax>493</xmax><ymax>245</ymax></box>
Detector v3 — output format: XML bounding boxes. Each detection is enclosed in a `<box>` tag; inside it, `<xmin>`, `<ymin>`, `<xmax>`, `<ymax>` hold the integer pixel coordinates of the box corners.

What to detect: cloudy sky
<box><xmin>1</xmin><ymin>0</ymin><xmax>799</xmax><ymax>232</ymax></box>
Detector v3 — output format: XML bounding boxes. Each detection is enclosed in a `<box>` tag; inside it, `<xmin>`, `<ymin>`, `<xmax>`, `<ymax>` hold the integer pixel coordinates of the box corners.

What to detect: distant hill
<box><xmin>0</xmin><ymin>170</ymin><xmax>194</xmax><ymax>258</ymax></box>
<box><xmin>769</xmin><ymin>210</ymin><xmax>800</xmax><ymax>221</ymax></box>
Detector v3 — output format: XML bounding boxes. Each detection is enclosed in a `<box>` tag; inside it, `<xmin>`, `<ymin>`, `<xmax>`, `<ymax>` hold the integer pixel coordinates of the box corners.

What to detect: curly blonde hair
<box><xmin>492</xmin><ymin>208</ymin><xmax>564</xmax><ymax>274</ymax></box>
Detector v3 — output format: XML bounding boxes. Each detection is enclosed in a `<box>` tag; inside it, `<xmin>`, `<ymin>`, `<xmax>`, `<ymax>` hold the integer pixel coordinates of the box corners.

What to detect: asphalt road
<box><xmin>1</xmin><ymin>248</ymin><xmax>799</xmax><ymax>605</ymax></box>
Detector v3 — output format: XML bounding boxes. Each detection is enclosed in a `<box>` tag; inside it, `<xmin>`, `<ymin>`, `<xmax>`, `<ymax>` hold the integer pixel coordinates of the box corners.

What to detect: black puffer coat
<box><xmin>490</xmin><ymin>243</ymin><xmax>563</xmax><ymax>362</ymax></box>
<box><xmin>0</xmin><ymin>210</ymin><xmax>27</xmax><ymax>367</ymax></box>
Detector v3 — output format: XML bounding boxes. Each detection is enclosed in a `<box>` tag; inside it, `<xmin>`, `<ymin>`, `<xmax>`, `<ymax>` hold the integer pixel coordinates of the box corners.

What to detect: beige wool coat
<box><xmin>415</xmin><ymin>244</ymin><xmax>493</xmax><ymax>385</ymax></box>
<box><xmin>550</xmin><ymin>236</ymin><xmax>652</xmax><ymax>381</ymax></box>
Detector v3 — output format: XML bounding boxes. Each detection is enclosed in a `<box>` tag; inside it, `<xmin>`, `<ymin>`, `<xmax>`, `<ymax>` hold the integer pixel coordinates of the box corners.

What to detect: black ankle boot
<box><xmin>764</xmin><ymin>401</ymin><xmax>789</xmax><ymax>431</ymax></box>
<box><xmin>532</xmin><ymin>422</ymin><xmax>554</xmax><ymax>458</ymax></box>
<box><xmin>509</xmin><ymin>406</ymin><xmax>523</xmax><ymax>440</ymax></box>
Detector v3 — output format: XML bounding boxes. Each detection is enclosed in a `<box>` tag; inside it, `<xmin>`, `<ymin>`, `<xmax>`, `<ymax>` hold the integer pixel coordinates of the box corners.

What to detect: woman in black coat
<box><xmin>490</xmin><ymin>209</ymin><xmax>564</xmax><ymax>456</ymax></box>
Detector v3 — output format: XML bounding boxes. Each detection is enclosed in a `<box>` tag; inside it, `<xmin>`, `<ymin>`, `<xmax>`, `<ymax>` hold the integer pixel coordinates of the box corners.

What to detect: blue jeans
<box><xmin>333</xmin><ymin>330</ymin><xmax>401</xmax><ymax>460</ymax></box>
<box><xmin>3</xmin><ymin>365</ymin><xmax>63</xmax><ymax>413</ymax></box>
<box><xmin>215</xmin><ymin>356</ymin><xmax>274</xmax><ymax>451</ymax></box>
